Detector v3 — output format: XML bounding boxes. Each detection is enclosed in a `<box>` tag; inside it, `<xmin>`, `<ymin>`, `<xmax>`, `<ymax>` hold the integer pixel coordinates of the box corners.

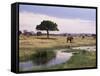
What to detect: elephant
<box><xmin>66</xmin><ymin>36</ymin><xmax>73</xmax><ymax>43</ymax></box>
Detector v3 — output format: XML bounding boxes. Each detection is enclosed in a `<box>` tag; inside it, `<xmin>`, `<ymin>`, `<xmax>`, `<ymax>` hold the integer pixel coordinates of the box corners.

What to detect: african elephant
<box><xmin>67</xmin><ymin>36</ymin><xmax>73</xmax><ymax>43</ymax></box>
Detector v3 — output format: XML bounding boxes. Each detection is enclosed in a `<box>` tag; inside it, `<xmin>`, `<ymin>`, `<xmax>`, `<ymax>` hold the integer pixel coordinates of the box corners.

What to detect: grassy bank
<box><xmin>31</xmin><ymin>50</ymin><xmax>96</xmax><ymax>71</ymax></box>
<box><xmin>59</xmin><ymin>50</ymin><xmax>96</xmax><ymax>69</ymax></box>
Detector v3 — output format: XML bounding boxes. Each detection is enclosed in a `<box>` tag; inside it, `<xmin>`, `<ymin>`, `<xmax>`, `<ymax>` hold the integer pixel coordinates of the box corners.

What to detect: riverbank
<box><xmin>38</xmin><ymin>50</ymin><xmax>96</xmax><ymax>70</ymax></box>
<box><xmin>47</xmin><ymin>51</ymin><xmax>96</xmax><ymax>70</ymax></box>
<box><xmin>19</xmin><ymin>48</ymin><xmax>96</xmax><ymax>71</ymax></box>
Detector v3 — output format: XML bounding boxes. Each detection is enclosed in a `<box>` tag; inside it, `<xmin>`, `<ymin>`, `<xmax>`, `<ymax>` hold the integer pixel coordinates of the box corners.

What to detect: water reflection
<box><xmin>72</xmin><ymin>46</ymin><xmax>96</xmax><ymax>51</ymax></box>
<box><xmin>20</xmin><ymin>50</ymin><xmax>72</xmax><ymax>71</ymax></box>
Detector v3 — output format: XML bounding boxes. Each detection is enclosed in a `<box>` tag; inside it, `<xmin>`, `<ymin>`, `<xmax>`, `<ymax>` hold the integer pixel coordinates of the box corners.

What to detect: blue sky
<box><xmin>19</xmin><ymin>5</ymin><xmax>96</xmax><ymax>21</ymax></box>
<box><xmin>19</xmin><ymin>4</ymin><xmax>96</xmax><ymax>34</ymax></box>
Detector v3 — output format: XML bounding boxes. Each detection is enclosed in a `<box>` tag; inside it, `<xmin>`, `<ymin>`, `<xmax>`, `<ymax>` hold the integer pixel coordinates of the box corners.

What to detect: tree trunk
<box><xmin>47</xmin><ymin>30</ymin><xmax>49</xmax><ymax>38</ymax></box>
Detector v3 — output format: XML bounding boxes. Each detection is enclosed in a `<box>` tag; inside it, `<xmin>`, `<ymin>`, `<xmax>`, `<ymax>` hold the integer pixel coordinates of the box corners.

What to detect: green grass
<box><xmin>66</xmin><ymin>51</ymin><xmax>96</xmax><ymax>68</ymax></box>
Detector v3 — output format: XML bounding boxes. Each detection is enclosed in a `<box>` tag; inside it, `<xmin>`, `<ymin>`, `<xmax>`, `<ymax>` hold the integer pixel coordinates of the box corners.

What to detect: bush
<box><xmin>32</xmin><ymin>50</ymin><xmax>56</xmax><ymax>65</ymax></box>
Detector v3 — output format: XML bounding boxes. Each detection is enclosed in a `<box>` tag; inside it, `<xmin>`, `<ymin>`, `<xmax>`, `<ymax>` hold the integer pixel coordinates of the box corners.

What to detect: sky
<box><xmin>19</xmin><ymin>4</ymin><xmax>96</xmax><ymax>34</ymax></box>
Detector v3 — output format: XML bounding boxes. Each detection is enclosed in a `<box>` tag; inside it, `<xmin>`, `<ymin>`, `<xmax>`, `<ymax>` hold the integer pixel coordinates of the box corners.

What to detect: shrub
<box><xmin>32</xmin><ymin>50</ymin><xmax>56</xmax><ymax>65</ymax></box>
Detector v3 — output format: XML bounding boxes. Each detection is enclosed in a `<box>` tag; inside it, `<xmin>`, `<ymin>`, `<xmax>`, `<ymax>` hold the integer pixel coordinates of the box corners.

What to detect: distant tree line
<box><xmin>19</xmin><ymin>30</ymin><xmax>42</xmax><ymax>36</ymax></box>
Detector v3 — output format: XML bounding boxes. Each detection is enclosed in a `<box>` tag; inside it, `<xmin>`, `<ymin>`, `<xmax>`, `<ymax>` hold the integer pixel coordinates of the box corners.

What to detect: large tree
<box><xmin>36</xmin><ymin>20</ymin><xmax>59</xmax><ymax>38</ymax></box>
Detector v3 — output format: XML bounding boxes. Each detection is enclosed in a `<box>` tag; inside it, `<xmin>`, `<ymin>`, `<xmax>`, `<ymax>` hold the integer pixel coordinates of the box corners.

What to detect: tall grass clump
<box><xmin>32</xmin><ymin>50</ymin><xmax>56</xmax><ymax>65</ymax></box>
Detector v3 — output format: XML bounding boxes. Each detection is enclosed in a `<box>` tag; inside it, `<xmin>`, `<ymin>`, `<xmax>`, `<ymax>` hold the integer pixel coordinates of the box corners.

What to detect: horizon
<box><xmin>20</xmin><ymin>30</ymin><xmax>96</xmax><ymax>34</ymax></box>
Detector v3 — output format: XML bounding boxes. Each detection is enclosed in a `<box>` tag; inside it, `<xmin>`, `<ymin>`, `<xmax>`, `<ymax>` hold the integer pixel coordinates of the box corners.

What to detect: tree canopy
<box><xmin>36</xmin><ymin>20</ymin><xmax>59</xmax><ymax>38</ymax></box>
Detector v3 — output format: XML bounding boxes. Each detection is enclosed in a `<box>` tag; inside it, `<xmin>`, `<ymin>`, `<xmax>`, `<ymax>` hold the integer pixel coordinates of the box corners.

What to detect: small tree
<box><xmin>36</xmin><ymin>20</ymin><xmax>59</xmax><ymax>38</ymax></box>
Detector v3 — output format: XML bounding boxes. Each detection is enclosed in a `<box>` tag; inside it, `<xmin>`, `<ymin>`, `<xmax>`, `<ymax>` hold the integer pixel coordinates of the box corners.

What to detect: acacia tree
<box><xmin>36</xmin><ymin>20</ymin><xmax>59</xmax><ymax>38</ymax></box>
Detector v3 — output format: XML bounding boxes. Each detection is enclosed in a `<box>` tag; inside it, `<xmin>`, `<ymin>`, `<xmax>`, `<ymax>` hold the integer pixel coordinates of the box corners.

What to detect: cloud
<box><xmin>19</xmin><ymin>11</ymin><xmax>96</xmax><ymax>34</ymax></box>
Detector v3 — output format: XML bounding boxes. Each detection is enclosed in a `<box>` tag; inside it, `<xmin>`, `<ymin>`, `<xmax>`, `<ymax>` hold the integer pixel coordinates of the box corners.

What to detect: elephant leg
<box><xmin>70</xmin><ymin>39</ymin><xmax>71</xmax><ymax>43</ymax></box>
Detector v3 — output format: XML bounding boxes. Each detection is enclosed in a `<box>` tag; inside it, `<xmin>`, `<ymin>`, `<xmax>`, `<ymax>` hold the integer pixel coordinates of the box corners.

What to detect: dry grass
<box><xmin>19</xmin><ymin>35</ymin><xmax>96</xmax><ymax>61</ymax></box>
